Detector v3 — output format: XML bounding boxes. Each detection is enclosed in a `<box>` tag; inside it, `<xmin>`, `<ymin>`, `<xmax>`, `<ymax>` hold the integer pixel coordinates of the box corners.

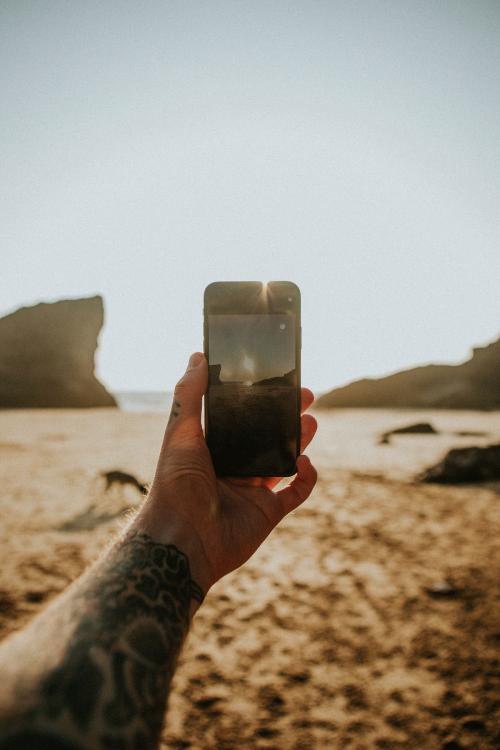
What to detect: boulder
<box><xmin>387</xmin><ymin>422</ymin><xmax>437</xmax><ymax>436</ymax></box>
<box><xmin>379</xmin><ymin>422</ymin><xmax>438</xmax><ymax>445</ymax></box>
<box><xmin>0</xmin><ymin>296</ymin><xmax>116</xmax><ymax>408</ymax></box>
<box><xmin>317</xmin><ymin>336</ymin><xmax>500</xmax><ymax>409</ymax></box>
<box><xmin>419</xmin><ymin>444</ymin><xmax>500</xmax><ymax>484</ymax></box>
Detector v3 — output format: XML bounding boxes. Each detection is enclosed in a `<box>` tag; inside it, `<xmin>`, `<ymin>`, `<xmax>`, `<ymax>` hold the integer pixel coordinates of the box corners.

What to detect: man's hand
<box><xmin>133</xmin><ymin>352</ymin><xmax>318</xmax><ymax>596</ymax></box>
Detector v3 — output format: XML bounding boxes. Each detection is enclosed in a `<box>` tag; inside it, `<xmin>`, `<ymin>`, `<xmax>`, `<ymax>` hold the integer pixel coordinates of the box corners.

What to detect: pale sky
<box><xmin>1</xmin><ymin>1</ymin><xmax>499</xmax><ymax>393</ymax></box>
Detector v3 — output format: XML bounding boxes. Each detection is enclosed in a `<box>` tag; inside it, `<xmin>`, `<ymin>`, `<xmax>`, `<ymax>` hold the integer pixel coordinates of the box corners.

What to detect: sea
<box><xmin>114</xmin><ymin>391</ymin><xmax>173</xmax><ymax>412</ymax></box>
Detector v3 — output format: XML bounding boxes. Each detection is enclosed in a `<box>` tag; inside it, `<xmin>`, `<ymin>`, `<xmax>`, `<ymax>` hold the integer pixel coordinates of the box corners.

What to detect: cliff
<box><xmin>0</xmin><ymin>296</ymin><xmax>117</xmax><ymax>408</ymax></box>
<box><xmin>253</xmin><ymin>369</ymin><xmax>296</xmax><ymax>387</ymax></box>
<box><xmin>316</xmin><ymin>337</ymin><xmax>500</xmax><ymax>410</ymax></box>
<box><xmin>208</xmin><ymin>363</ymin><xmax>223</xmax><ymax>385</ymax></box>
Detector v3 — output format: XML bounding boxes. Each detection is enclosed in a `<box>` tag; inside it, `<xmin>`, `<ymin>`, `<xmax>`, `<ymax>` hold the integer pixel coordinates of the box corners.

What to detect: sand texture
<box><xmin>0</xmin><ymin>408</ymin><xmax>499</xmax><ymax>749</ymax></box>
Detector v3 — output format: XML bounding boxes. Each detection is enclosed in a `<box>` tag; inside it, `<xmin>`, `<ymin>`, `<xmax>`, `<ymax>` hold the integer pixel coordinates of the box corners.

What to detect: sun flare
<box><xmin>241</xmin><ymin>353</ymin><xmax>256</xmax><ymax>385</ymax></box>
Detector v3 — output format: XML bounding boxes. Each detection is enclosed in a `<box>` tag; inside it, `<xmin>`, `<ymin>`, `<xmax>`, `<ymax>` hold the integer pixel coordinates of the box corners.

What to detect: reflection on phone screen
<box><xmin>207</xmin><ymin>313</ymin><xmax>297</xmax><ymax>475</ymax></box>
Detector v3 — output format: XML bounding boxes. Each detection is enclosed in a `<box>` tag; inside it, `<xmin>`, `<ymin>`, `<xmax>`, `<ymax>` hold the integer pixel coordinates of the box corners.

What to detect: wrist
<box><xmin>128</xmin><ymin>499</ymin><xmax>214</xmax><ymax>608</ymax></box>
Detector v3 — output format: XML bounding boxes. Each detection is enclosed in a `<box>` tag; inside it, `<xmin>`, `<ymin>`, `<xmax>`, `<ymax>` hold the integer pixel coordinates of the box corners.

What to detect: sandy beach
<box><xmin>0</xmin><ymin>407</ymin><xmax>499</xmax><ymax>749</ymax></box>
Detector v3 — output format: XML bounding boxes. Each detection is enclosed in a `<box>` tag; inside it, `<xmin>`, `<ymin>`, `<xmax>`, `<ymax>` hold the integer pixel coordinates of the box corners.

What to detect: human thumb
<box><xmin>166</xmin><ymin>352</ymin><xmax>207</xmax><ymax>439</ymax></box>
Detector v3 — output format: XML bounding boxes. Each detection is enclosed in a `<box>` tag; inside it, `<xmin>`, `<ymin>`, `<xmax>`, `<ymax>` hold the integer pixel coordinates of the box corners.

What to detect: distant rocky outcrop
<box><xmin>0</xmin><ymin>296</ymin><xmax>116</xmax><ymax>408</ymax></box>
<box><xmin>317</xmin><ymin>337</ymin><xmax>500</xmax><ymax>410</ymax></box>
<box><xmin>253</xmin><ymin>369</ymin><xmax>296</xmax><ymax>387</ymax></box>
<box><xmin>379</xmin><ymin>422</ymin><xmax>438</xmax><ymax>445</ymax></box>
<box><xmin>419</xmin><ymin>444</ymin><xmax>500</xmax><ymax>484</ymax></box>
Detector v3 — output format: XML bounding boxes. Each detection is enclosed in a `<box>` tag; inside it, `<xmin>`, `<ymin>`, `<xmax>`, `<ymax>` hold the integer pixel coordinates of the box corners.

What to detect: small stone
<box><xmin>194</xmin><ymin>695</ymin><xmax>223</xmax><ymax>710</ymax></box>
<box><xmin>442</xmin><ymin>741</ymin><xmax>464</xmax><ymax>750</ymax></box>
<box><xmin>425</xmin><ymin>582</ymin><xmax>461</xmax><ymax>599</ymax></box>
<box><xmin>25</xmin><ymin>591</ymin><xmax>46</xmax><ymax>603</ymax></box>
<box><xmin>461</xmin><ymin>717</ymin><xmax>486</xmax><ymax>732</ymax></box>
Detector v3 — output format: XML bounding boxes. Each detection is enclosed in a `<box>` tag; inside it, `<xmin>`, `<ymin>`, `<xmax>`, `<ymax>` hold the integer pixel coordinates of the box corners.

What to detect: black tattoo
<box><xmin>168</xmin><ymin>400</ymin><xmax>181</xmax><ymax>424</ymax></box>
<box><xmin>0</xmin><ymin>532</ymin><xmax>203</xmax><ymax>750</ymax></box>
<box><xmin>0</xmin><ymin>731</ymin><xmax>83</xmax><ymax>749</ymax></box>
<box><xmin>189</xmin><ymin>579</ymin><xmax>204</xmax><ymax>604</ymax></box>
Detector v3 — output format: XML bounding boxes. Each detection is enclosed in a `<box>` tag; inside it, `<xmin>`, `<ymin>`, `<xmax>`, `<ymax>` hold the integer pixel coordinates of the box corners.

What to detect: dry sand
<box><xmin>0</xmin><ymin>408</ymin><xmax>499</xmax><ymax>749</ymax></box>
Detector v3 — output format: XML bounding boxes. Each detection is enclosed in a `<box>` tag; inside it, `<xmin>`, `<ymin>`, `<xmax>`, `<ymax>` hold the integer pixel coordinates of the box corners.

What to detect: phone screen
<box><xmin>204</xmin><ymin>282</ymin><xmax>300</xmax><ymax>477</ymax></box>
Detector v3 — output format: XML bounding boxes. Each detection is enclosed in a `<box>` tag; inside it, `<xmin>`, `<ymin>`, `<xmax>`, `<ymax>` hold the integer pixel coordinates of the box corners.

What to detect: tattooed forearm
<box><xmin>0</xmin><ymin>532</ymin><xmax>203</xmax><ymax>750</ymax></box>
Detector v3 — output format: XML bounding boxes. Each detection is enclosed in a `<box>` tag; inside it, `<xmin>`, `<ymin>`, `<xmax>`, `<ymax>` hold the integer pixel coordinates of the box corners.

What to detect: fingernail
<box><xmin>187</xmin><ymin>352</ymin><xmax>204</xmax><ymax>370</ymax></box>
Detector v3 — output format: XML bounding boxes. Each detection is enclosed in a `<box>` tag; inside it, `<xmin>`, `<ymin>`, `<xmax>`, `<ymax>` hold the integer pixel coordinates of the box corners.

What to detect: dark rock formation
<box><xmin>387</xmin><ymin>422</ymin><xmax>437</xmax><ymax>436</ymax></box>
<box><xmin>317</xmin><ymin>336</ymin><xmax>500</xmax><ymax>410</ymax></box>
<box><xmin>253</xmin><ymin>369</ymin><xmax>296</xmax><ymax>387</ymax></box>
<box><xmin>0</xmin><ymin>296</ymin><xmax>116</xmax><ymax>408</ymax></box>
<box><xmin>419</xmin><ymin>444</ymin><xmax>500</xmax><ymax>484</ymax></box>
<box><xmin>454</xmin><ymin>430</ymin><xmax>488</xmax><ymax>437</ymax></box>
<box><xmin>208</xmin><ymin>363</ymin><xmax>222</xmax><ymax>385</ymax></box>
<box><xmin>379</xmin><ymin>422</ymin><xmax>438</xmax><ymax>444</ymax></box>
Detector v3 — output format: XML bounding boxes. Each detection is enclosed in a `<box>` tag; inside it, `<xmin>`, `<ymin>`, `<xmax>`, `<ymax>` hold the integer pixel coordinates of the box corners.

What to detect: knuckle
<box><xmin>174</xmin><ymin>379</ymin><xmax>188</xmax><ymax>396</ymax></box>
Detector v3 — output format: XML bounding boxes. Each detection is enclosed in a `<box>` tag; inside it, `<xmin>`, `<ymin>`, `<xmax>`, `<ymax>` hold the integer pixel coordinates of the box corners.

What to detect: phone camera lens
<box><xmin>287</xmin><ymin>296</ymin><xmax>293</xmax><ymax>302</ymax></box>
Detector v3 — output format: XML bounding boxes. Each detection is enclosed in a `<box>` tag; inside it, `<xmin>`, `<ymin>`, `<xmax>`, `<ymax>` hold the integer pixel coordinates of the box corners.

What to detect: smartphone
<box><xmin>204</xmin><ymin>281</ymin><xmax>301</xmax><ymax>477</ymax></box>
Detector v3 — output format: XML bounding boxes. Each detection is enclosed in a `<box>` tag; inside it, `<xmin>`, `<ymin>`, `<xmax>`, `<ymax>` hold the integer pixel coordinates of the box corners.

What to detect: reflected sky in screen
<box><xmin>209</xmin><ymin>314</ymin><xmax>295</xmax><ymax>383</ymax></box>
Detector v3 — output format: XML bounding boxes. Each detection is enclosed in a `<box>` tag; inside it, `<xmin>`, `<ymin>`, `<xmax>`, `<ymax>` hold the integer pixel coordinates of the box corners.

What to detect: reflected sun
<box><xmin>241</xmin><ymin>353</ymin><xmax>256</xmax><ymax>385</ymax></box>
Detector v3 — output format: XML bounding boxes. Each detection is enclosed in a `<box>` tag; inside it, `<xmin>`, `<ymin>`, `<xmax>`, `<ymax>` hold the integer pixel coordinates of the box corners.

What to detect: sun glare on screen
<box><xmin>242</xmin><ymin>353</ymin><xmax>255</xmax><ymax>385</ymax></box>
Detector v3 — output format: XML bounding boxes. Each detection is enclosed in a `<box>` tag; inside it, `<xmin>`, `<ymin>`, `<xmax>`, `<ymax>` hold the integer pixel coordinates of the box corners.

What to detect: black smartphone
<box><xmin>204</xmin><ymin>281</ymin><xmax>301</xmax><ymax>477</ymax></box>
